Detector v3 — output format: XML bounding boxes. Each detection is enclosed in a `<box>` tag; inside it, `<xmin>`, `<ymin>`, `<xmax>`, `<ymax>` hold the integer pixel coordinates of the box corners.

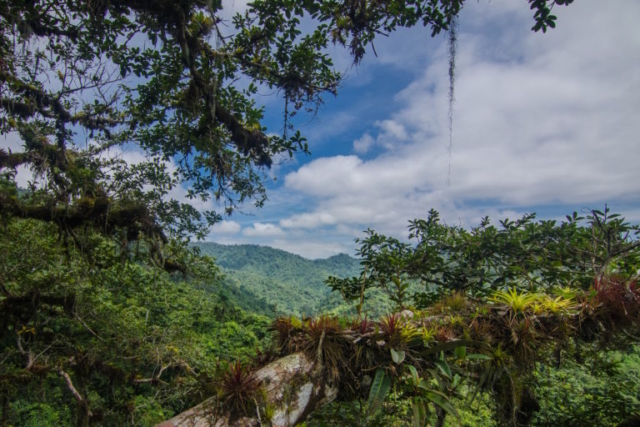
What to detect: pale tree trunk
<box><xmin>157</xmin><ymin>352</ymin><xmax>337</xmax><ymax>427</ymax></box>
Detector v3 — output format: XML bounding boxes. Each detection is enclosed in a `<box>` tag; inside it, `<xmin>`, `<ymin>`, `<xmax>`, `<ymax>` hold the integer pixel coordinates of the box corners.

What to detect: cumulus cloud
<box><xmin>353</xmin><ymin>133</ymin><xmax>375</xmax><ymax>154</ymax></box>
<box><xmin>353</xmin><ymin>120</ymin><xmax>409</xmax><ymax>153</ymax></box>
<box><xmin>376</xmin><ymin>119</ymin><xmax>408</xmax><ymax>146</ymax></box>
<box><xmin>243</xmin><ymin>222</ymin><xmax>286</xmax><ymax>237</ymax></box>
<box><xmin>213</xmin><ymin>220</ymin><xmax>242</xmax><ymax>234</ymax></box>
<box><xmin>269</xmin><ymin>239</ymin><xmax>353</xmax><ymax>260</ymax></box>
<box><xmin>280</xmin><ymin>212</ymin><xmax>338</xmax><ymax>229</ymax></box>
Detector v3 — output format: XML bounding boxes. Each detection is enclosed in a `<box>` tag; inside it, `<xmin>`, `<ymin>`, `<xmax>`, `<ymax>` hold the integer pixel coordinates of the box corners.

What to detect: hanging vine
<box><xmin>447</xmin><ymin>15</ymin><xmax>458</xmax><ymax>187</ymax></box>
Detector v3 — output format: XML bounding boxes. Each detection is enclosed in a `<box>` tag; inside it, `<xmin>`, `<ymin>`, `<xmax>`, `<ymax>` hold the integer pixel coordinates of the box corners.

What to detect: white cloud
<box><xmin>353</xmin><ymin>121</ymin><xmax>409</xmax><ymax>153</ymax></box>
<box><xmin>243</xmin><ymin>222</ymin><xmax>286</xmax><ymax>237</ymax></box>
<box><xmin>376</xmin><ymin>119</ymin><xmax>408</xmax><ymax>144</ymax></box>
<box><xmin>269</xmin><ymin>239</ymin><xmax>352</xmax><ymax>260</ymax></box>
<box><xmin>353</xmin><ymin>133</ymin><xmax>374</xmax><ymax>154</ymax></box>
<box><xmin>213</xmin><ymin>220</ymin><xmax>242</xmax><ymax>234</ymax></box>
<box><xmin>280</xmin><ymin>212</ymin><xmax>337</xmax><ymax>229</ymax></box>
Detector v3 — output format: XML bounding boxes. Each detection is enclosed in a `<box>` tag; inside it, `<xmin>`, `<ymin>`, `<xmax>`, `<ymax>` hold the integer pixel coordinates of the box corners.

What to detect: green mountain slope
<box><xmin>193</xmin><ymin>243</ymin><xmax>362</xmax><ymax>316</ymax></box>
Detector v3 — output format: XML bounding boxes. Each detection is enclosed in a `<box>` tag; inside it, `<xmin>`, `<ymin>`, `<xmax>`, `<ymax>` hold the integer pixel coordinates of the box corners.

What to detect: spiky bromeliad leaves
<box><xmin>302</xmin><ymin>315</ymin><xmax>355</xmax><ymax>383</ymax></box>
<box><xmin>220</xmin><ymin>361</ymin><xmax>261</xmax><ymax>417</ymax></box>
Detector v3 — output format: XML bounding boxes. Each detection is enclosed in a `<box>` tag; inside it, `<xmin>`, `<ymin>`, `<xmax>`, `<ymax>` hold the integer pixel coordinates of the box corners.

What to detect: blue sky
<box><xmin>207</xmin><ymin>0</ymin><xmax>640</xmax><ymax>258</ymax></box>
<box><xmin>5</xmin><ymin>0</ymin><xmax>640</xmax><ymax>259</ymax></box>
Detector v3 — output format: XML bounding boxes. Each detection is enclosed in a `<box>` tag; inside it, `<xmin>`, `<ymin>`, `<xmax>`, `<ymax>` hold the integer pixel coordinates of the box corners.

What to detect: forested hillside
<box><xmin>193</xmin><ymin>243</ymin><xmax>362</xmax><ymax>315</ymax></box>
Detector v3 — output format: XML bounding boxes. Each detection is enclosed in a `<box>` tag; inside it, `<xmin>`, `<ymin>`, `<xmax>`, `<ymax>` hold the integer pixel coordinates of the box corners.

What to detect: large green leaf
<box><xmin>407</xmin><ymin>364</ymin><xmax>420</xmax><ymax>385</ymax></box>
<box><xmin>367</xmin><ymin>368</ymin><xmax>392</xmax><ymax>417</ymax></box>
<box><xmin>434</xmin><ymin>358</ymin><xmax>452</xmax><ymax>379</ymax></box>
<box><xmin>391</xmin><ymin>348</ymin><xmax>406</xmax><ymax>364</ymax></box>
<box><xmin>411</xmin><ymin>397</ymin><xmax>428</xmax><ymax>427</ymax></box>
<box><xmin>424</xmin><ymin>391</ymin><xmax>459</xmax><ymax>419</ymax></box>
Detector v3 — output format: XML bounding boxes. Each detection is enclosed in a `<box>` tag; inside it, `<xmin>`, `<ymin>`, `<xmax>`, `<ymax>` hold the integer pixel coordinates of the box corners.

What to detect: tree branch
<box><xmin>0</xmin><ymin>149</ymin><xmax>28</xmax><ymax>169</ymax></box>
<box><xmin>157</xmin><ymin>352</ymin><xmax>338</xmax><ymax>427</ymax></box>
<box><xmin>58</xmin><ymin>369</ymin><xmax>93</xmax><ymax>417</ymax></box>
<box><xmin>1</xmin><ymin>197</ymin><xmax>166</xmax><ymax>243</ymax></box>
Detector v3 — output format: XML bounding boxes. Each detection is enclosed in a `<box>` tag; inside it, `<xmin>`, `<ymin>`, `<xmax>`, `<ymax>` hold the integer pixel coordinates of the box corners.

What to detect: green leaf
<box><xmin>454</xmin><ymin>345</ymin><xmax>466</xmax><ymax>360</ymax></box>
<box><xmin>434</xmin><ymin>358</ymin><xmax>452</xmax><ymax>379</ymax></box>
<box><xmin>466</xmin><ymin>354</ymin><xmax>491</xmax><ymax>361</ymax></box>
<box><xmin>367</xmin><ymin>368</ymin><xmax>392</xmax><ymax>417</ymax></box>
<box><xmin>452</xmin><ymin>374</ymin><xmax>461</xmax><ymax>390</ymax></box>
<box><xmin>391</xmin><ymin>348</ymin><xmax>406</xmax><ymax>364</ymax></box>
<box><xmin>425</xmin><ymin>391</ymin><xmax>459</xmax><ymax>419</ymax></box>
<box><xmin>407</xmin><ymin>364</ymin><xmax>420</xmax><ymax>385</ymax></box>
<box><xmin>411</xmin><ymin>397</ymin><xmax>427</xmax><ymax>427</ymax></box>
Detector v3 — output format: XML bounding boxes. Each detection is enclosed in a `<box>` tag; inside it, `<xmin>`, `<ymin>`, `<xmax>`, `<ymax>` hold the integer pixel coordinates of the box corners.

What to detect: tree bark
<box><xmin>157</xmin><ymin>352</ymin><xmax>338</xmax><ymax>427</ymax></box>
<box><xmin>435</xmin><ymin>407</ymin><xmax>446</xmax><ymax>427</ymax></box>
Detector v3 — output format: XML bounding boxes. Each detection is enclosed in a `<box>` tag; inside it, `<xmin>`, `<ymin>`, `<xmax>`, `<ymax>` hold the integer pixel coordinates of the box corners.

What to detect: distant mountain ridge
<box><xmin>192</xmin><ymin>242</ymin><xmax>362</xmax><ymax>316</ymax></box>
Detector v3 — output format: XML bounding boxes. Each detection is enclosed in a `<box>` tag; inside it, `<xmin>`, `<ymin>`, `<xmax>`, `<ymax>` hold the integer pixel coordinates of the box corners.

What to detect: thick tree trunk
<box><xmin>157</xmin><ymin>352</ymin><xmax>338</xmax><ymax>427</ymax></box>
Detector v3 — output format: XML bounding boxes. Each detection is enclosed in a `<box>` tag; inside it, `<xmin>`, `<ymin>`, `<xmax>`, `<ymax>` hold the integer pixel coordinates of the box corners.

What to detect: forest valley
<box><xmin>1</xmin><ymin>0</ymin><xmax>639</xmax><ymax>426</ymax></box>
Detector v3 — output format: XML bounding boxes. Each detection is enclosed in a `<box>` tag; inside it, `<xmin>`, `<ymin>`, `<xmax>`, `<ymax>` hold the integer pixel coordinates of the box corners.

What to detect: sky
<box><xmin>208</xmin><ymin>0</ymin><xmax>640</xmax><ymax>258</ymax></box>
<box><xmin>4</xmin><ymin>0</ymin><xmax>640</xmax><ymax>259</ymax></box>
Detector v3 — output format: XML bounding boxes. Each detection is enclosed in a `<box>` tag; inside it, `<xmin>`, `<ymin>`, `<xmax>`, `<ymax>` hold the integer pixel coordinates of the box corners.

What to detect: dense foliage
<box><xmin>328</xmin><ymin>207</ymin><xmax>640</xmax><ymax>310</ymax></box>
<box><xmin>9</xmin><ymin>0</ymin><xmax>638</xmax><ymax>426</ymax></box>
<box><xmin>317</xmin><ymin>207</ymin><xmax>640</xmax><ymax>427</ymax></box>
<box><xmin>0</xmin><ymin>218</ymin><xmax>270</xmax><ymax>426</ymax></box>
<box><xmin>186</xmin><ymin>229</ymin><xmax>640</xmax><ymax>427</ymax></box>
<box><xmin>2</xmin><ymin>208</ymin><xmax>640</xmax><ymax>426</ymax></box>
